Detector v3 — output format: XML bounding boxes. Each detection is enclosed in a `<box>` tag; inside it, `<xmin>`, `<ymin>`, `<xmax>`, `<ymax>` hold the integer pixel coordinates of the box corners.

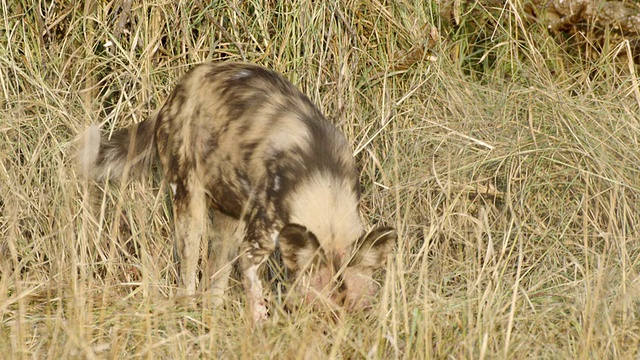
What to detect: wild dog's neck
<box><xmin>285</xmin><ymin>171</ymin><xmax>364</xmax><ymax>251</ymax></box>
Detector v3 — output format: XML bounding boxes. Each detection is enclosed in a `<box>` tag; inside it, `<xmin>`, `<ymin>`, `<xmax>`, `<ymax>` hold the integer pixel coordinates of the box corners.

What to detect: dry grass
<box><xmin>2</xmin><ymin>0</ymin><xmax>640</xmax><ymax>358</ymax></box>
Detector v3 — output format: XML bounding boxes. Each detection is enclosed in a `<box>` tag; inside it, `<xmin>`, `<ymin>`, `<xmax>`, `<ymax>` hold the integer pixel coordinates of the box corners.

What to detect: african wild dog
<box><xmin>77</xmin><ymin>62</ymin><xmax>397</xmax><ymax>322</ymax></box>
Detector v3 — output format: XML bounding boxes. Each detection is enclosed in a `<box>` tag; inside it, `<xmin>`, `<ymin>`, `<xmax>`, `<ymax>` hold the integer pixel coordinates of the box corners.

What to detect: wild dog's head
<box><xmin>278</xmin><ymin>224</ymin><xmax>397</xmax><ymax>311</ymax></box>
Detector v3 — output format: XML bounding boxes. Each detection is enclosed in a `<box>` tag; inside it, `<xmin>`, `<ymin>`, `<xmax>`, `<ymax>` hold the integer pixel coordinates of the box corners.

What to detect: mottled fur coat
<box><xmin>78</xmin><ymin>62</ymin><xmax>396</xmax><ymax>322</ymax></box>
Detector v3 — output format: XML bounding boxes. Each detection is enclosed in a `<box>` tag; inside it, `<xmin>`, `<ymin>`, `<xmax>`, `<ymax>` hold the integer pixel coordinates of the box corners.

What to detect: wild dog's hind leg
<box><xmin>205</xmin><ymin>210</ymin><xmax>243</xmax><ymax>307</ymax></box>
<box><xmin>171</xmin><ymin>174</ymin><xmax>207</xmax><ymax>297</ymax></box>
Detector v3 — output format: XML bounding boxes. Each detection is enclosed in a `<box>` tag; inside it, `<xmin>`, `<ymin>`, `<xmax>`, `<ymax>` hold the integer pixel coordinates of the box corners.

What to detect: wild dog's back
<box><xmin>155</xmin><ymin>62</ymin><xmax>360</xmax><ymax>225</ymax></box>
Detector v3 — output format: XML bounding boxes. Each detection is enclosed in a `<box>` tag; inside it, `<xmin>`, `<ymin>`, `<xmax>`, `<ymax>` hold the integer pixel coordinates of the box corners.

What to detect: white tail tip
<box><xmin>77</xmin><ymin>125</ymin><xmax>101</xmax><ymax>179</ymax></box>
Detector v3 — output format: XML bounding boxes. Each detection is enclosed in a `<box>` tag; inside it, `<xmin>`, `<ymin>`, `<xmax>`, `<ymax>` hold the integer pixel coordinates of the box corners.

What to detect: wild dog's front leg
<box><xmin>240</xmin><ymin>244</ymin><xmax>270</xmax><ymax>323</ymax></box>
<box><xmin>236</xmin><ymin>178</ymin><xmax>281</xmax><ymax>323</ymax></box>
<box><xmin>172</xmin><ymin>175</ymin><xmax>207</xmax><ymax>297</ymax></box>
<box><xmin>239</xmin><ymin>211</ymin><xmax>278</xmax><ymax>323</ymax></box>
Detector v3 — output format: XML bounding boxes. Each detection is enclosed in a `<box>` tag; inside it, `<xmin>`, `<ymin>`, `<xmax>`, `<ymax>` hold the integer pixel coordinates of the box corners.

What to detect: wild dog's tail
<box><xmin>77</xmin><ymin>116</ymin><xmax>158</xmax><ymax>182</ymax></box>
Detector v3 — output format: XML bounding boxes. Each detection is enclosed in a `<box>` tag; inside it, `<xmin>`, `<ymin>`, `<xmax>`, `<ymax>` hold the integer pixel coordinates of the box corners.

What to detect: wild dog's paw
<box><xmin>252</xmin><ymin>299</ymin><xmax>269</xmax><ymax>324</ymax></box>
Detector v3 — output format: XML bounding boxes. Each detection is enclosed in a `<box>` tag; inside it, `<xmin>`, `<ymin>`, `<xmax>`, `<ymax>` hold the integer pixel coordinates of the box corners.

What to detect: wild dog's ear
<box><xmin>350</xmin><ymin>227</ymin><xmax>397</xmax><ymax>269</ymax></box>
<box><xmin>278</xmin><ymin>224</ymin><xmax>322</xmax><ymax>272</ymax></box>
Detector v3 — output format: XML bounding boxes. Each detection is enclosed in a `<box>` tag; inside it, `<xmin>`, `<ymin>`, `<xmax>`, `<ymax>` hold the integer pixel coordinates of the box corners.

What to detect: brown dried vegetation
<box><xmin>2</xmin><ymin>0</ymin><xmax>640</xmax><ymax>358</ymax></box>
